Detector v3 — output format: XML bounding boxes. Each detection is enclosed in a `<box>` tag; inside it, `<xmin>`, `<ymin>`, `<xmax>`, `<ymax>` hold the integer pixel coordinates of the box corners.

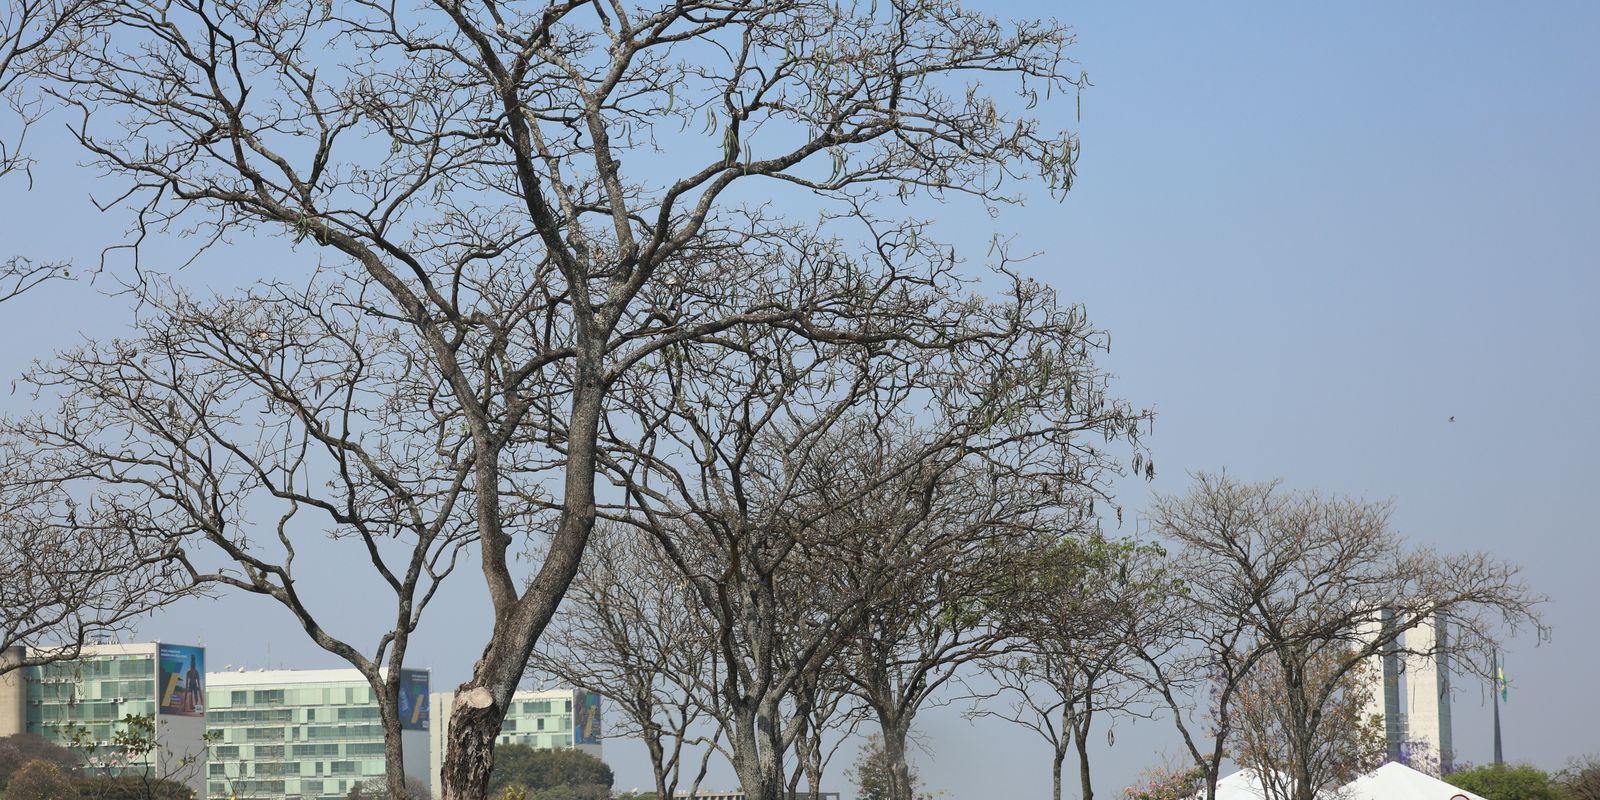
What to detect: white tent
<box><xmin>1197</xmin><ymin>763</ymin><xmax>1483</xmax><ymax>800</ymax></box>
<box><xmin>1189</xmin><ymin>769</ymin><xmax>1281</xmax><ymax>800</ymax></box>
<box><xmin>1336</xmin><ymin>762</ymin><xmax>1487</xmax><ymax>800</ymax></box>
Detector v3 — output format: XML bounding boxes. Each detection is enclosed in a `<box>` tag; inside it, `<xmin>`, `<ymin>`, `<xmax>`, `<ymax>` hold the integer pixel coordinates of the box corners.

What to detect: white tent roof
<box><xmin>1199</xmin><ymin>763</ymin><xmax>1483</xmax><ymax>800</ymax></box>
<box><xmin>1336</xmin><ymin>762</ymin><xmax>1486</xmax><ymax>800</ymax></box>
<box><xmin>1190</xmin><ymin>769</ymin><xmax>1279</xmax><ymax>800</ymax></box>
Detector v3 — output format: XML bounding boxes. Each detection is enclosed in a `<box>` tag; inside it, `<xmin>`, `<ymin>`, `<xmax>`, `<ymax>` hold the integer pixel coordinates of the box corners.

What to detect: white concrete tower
<box><xmin>1402</xmin><ymin>614</ymin><xmax>1454</xmax><ymax>775</ymax></box>
<box><xmin>1356</xmin><ymin>608</ymin><xmax>1405</xmax><ymax>761</ymax></box>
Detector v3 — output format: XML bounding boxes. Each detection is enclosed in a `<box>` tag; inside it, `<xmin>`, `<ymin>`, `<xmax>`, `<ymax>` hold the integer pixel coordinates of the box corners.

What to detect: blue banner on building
<box><xmin>157</xmin><ymin>644</ymin><xmax>205</xmax><ymax>717</ymax></box>
<box><xmin>575</xmin><ymin>690</ymin><xmax>601</xmax><ymax>745</ymax></box>
<box><xmin>399</xmin><ymin>669</ymin><xmax>429</xmax><ymax>730</ymax></box>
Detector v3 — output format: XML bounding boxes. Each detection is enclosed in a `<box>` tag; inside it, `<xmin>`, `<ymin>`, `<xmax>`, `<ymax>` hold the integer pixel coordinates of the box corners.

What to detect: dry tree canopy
<box><xmin>7</xmin><ymin>0</ymin><xmax>1125</xmax><ymax>797</ymax></box>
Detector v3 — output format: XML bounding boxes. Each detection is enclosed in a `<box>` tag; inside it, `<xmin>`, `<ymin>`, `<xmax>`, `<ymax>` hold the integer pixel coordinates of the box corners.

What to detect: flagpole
<box><xmin>1492</xmin><ymin>649</ymin><xmax>1504</xmax><ymax>766</ymax></box>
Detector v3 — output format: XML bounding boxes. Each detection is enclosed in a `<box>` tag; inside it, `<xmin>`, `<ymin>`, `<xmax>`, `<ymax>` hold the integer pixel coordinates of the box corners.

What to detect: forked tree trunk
<box><xmin>877</xmin><ymin>713</ymin><xmax>915</xmax><ymax>800</ymax></box>
<box><xmin>441</xmin><ymin>378</ymin><xmax>602</xmax><ymax>800</ymax></box>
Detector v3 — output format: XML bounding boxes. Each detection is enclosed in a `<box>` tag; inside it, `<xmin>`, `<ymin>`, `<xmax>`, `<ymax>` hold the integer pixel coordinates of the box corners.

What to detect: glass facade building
<box><xmin>0</xmin><ymin>643</ymin><xmax>210</xmax><ymax>799</ymax></box>
<box><xmin>205</xmin><ymin>668</ymin><xmax>430</xmax><ymax>800</ymax></box>
<box><xmin>428</xmin><ymin>688</ymin><xmax>601</xmax><ymax>797</ymax></box>
<box><xmin>1</xmin><ymin>650</ymin><xmax>598</xmax><ymax>800</ymax></box>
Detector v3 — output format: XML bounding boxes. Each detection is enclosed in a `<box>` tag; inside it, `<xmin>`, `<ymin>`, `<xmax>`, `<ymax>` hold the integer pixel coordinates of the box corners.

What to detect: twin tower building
<box><xmin>1356</xmin><ymin>611</ymin><xmax>1454</xmax><ymax>775</ymax></box>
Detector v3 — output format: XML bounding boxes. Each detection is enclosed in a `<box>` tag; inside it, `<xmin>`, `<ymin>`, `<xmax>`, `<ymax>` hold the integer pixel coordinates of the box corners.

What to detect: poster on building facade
<box><xmin>399</xmin><ymin>669</ymin><xmax>430</xmax><ymax>730</ymax></box>
<box><xmin>157</xmin><ymin>644</ymin><xmax>206</xmax><ymax>717</ymax></box>
<box><xmin>575</xmin><ymin>690</ymin><xmax>602</xmax><ymax>745</ymax></box>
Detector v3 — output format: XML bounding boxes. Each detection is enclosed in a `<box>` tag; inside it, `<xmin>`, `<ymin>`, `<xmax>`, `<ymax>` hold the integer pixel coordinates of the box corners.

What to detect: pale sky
<box><xmin>2</xmin><ymin>2</ymin><xmax>1596</xmax><ymax>798</ymax></box>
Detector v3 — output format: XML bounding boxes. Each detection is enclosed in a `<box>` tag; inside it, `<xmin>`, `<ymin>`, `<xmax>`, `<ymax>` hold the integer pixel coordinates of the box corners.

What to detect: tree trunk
<box><xmin>442</xmin><ymin>376</ymin><xmax>603</xmax><ymax>800</ymax></box>
<box><xmin>1050</xmin><ymin>743</ymin><xmax>1066</xmax><ymax>800</ymax></box>
<box><xmin>440</xmin><ymin>592</ymin><xmax>580</xmax><ymax>799</ymax></box>
<box><xmin>441</xmin><ymin>689</ymin><xmax>502</xmax><ymax>800</ymax></box>
<box><xmin>646</xmin><ymin>734</ymin><xmax>671</xmax><ymax>800</ymax></box>
<box><xmin>377</xmin><ymin>685</ymin><xmax>408</xmax><ymax>800</ymax></box>
<box><xmin>1074</xmin><ymin>702</ymin><xmax>1095</xmax><ymax>800</ymax></box>
<box><xmin>729</xmin><ymin>702</ymin><xmax>786</xmax><ymax>800</ymax></box>
<box><xmin>878</xmin><ymin>714</ymin><xmax>915</xmax><ymax>800</ymax></box>
<box><xmin>804</xmin><ymin>754</ymin><xmax>824</xmax><ymax>800</ymax></box>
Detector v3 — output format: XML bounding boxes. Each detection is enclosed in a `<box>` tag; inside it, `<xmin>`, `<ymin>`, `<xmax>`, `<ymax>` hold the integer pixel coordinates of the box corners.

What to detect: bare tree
<box><xmin>1</xmin><ymin>0</ymin><xmax>79</xmax><ymax>302</ymax></box>
<box><xmin>784</xmin><ymin>652</ymin><xmax>864</xmax><ymax>800</ymax></box>
<box><xmin>530</xmin><ymin>523</ymin><xmax>721</xmax><ymax>800</ymax></box>
<box><xmin>1141</xmin><ymin>473</ymin><xmax>1546</xmax><ymax>800</ymax></box>
<box><xmin>972</xmin><ymin>535</ymin><xmax>1167</xmax><ymax>800</ymax></box>
<box><xmin>841</xmin><ymin>516</ymin><xmax>1050</xmax><ymax>800</ymax></box>
<box><xmin>1</xmin><ymin>0</ymin><xmax>86</xmax><ymax>182</ymax></box>
<box><xmin>1229</xmin><ymin>647</ymin><xmax>1386</xmax><ymax>800</ymax></box>
<box><xmin>16</xmin><ymin>0</ymin><xmax>1092</xmax><ymax>796</ymax></box>
<box><xmin>0</xmin><ymin>434</ymin><xmax>187</xmax><ymax>672</ymax></box>
<box><xmin>6</xmin><ymin>276</ymin><xmax>477</xmax><ymax>794</ymax></box>
<box><xmin>599</xmin><ymin>267</ymin><xmax>1144</xmax><ymax>800</ymax></box>
<box><xmin>1559</xmin><ymin>754</ymin><xmax>1600</xmax><ymax>800</ymax></box>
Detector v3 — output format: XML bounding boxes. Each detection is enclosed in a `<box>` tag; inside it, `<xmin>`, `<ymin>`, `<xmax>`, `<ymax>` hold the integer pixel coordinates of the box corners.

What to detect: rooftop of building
<box><xmin>207</xmin><ymin>666</ymin><xmax>428</xmax><ymax>687</ymax></box>
<box><xmin>427</xmin><ymin>687</ymin><xmax>576</xmax><ymax>702</ymax></box>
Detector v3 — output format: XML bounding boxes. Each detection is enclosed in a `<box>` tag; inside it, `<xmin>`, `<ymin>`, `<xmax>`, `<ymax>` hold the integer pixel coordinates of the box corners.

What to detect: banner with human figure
<box><xmin>157</xmin><ymin>644</ymin><xmax>206</xmax><ymax>717</ymax></box>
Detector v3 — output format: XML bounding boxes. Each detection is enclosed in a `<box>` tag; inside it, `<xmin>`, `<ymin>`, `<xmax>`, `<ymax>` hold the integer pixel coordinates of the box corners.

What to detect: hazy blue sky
<box><xmin>2</xmin><ymin>2</ymin><xmax>1597</xmax><ymax>798</ymax></box>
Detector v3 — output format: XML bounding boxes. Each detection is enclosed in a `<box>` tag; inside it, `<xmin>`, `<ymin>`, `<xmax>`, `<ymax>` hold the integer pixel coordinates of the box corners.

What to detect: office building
<box><xmin>0</xmin><ymin>642</ymin><xmax>210</xmax><ymax>799</ymax></box>
<box><xmin>205</xmin><ymin>668</ymin><xmax>431</xmax><ymax>799</ymax></box>
<box><xmin>1401</xmin><ymin>615</ymin><xmax>1454</xmax><ymax>774</ymax></box>
<box><xmin>673</xmin><ymin>793</ymin><xmax>839</xmax><ymax>800</ymax></box>
<box><xmin>1356</xmin><ymin>609</ymin><xmax>1405</xmax><ymax>761</ymax></box>
<box><xmin>428</xmin><ymin>688</ymin><xmax>602</xmax><ymax>797</ymax></box>
<box><xmin>1358</xmin><ymin>611</ymin><xmax>1454</xmax><ymax>775</ymax></box>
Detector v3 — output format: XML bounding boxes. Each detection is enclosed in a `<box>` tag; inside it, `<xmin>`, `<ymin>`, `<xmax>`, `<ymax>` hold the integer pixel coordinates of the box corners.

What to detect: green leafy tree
<box><xmin>851</xmin><ymin>735</ymin><xmax>924</xmax><ymax>800</ymax></box>
<box><xmin>1446</xmin><ymin>763</ymin><xmax>1562</xmax><ymax>800</ymax></box>
<box><xmin>487</xmin><ymin>747</ymin><xmax>612</xmax><ymax>797</ymax></box>
<box><xmin>4</xmin><ymin>761</ymin><xmax>74</xmax><ymax>800</ymax></box>
<box><xmin>67</xmin><ymin>714</ymin><xmax>209</xmax><ymax>800</ymax></box>
<box><xmin>0</xmin><ymin>736</ymin><xmax>79</xmax><ymax>791</ymax></box>
<box><xmin>523</xmin><ymin>786</ymin><xmax>610</xmax><ymax>800</ymax></box>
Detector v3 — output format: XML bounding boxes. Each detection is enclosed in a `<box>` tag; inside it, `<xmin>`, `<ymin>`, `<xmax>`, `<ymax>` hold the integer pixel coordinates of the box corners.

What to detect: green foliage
<box><xmin>72</xmin><ymin>775</ymin><xmax>193</xmax><ymax>800</ymax></box>
<box><xmin>1447</xmin><ymin>763</ymin><xmax>1563</xmax><ymax>800</ymax></box>
<box><xmin>0</xmin><ymin>736</ymin><xmax>80</xmax><ymax>791</ymax></box>
<box><xmin>4</xmin><ymin>761</ymin><xmax>75</xmax><ymax>800</ymax></box>
<box><xmin>850</xmin><ymin>734</ymin><xmax>919</xmax><ymax>800</ymax></box>
<box><xmin>519</xmin><ymin>786</ymin><xmax>609</xmax><ymax>800</ymax></box>
<box><xmin>487</xmin><ymin>747</ymin><xmax>612</xmax><ymax>796</ymax></box>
